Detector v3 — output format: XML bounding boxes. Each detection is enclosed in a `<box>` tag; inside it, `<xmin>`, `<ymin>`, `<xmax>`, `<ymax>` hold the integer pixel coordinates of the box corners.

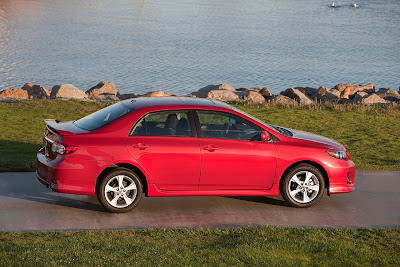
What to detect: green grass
<box><xmin>0</xmin><ymin>100</ymin><xmax>399</xmax><ymax>171</ymax></box>
<box><xmin>0</xmin><ymin>227</ymin><xmax>398</xmax><ymax>266</ymax></box>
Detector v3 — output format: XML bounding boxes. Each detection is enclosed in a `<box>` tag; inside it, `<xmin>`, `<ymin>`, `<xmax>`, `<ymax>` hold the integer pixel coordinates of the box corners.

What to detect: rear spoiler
<box><xmin>44</xmin><ymin>119</ymin><xmax>75</xmax><ymax>136</ymax></box>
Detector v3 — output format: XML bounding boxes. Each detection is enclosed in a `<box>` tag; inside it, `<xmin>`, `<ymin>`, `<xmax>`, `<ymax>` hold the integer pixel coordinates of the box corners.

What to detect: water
<box><xmin>0</xmin><ymin>0</ymin><xmax>399</xmax><ymax>95</ymax></box>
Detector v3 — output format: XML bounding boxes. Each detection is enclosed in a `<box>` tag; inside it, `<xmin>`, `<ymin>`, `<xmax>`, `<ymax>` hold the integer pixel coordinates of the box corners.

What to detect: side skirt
<box><xmin>147</xmin><ymin>183</ymin><xmax>280</xmax><ymax>197</ymax></box>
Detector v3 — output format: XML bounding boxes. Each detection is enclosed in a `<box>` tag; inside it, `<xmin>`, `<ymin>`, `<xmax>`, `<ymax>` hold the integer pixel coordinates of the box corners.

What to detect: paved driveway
<box><xmin>0</xmin><ymin>170</ymin><xmax>399</xmax><ymax>231</ymax></box>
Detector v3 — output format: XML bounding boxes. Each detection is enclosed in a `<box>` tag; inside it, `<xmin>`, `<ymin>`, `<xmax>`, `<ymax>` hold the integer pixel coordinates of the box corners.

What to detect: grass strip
<box><xmin>0</xmin><ymin>100</ymin><xmax>399</xmax><ymax>171</ymax></box>
<box><xmin>0</xmin><ymin>227</ymin><xmax>399</xmax><ymax>266</ymax></box>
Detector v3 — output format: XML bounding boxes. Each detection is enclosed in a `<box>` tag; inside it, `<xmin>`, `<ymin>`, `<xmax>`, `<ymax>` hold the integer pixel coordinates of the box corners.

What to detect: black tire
<box><xmin>280</xmin><ymin>164</ymin><xmax>325</xmax><ymax>208</ymax></box>
<box><xmin>96</xmin><ymin>167</ymin><xmax>143</xmax><ymax>213</ymax></box>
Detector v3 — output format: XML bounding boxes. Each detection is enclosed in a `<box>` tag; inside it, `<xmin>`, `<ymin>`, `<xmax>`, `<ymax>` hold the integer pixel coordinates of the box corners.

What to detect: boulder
<box><xmin>0</xmin><ymin>88</ymin><xmax>29</xmax><ymax>100</ymax></box>
<box><xmin>295</xmin><ymin>87</ymin><xmax>318</xmax><ymax>98</ymax></box>
<box><xmin>354</xmin><ymin>93</ymin><xmax>387</xmax><ymax>104</ymax></box>
<box><xmin>118</xmin><ymin>93</ymin><xmax>137</xmax><ymax>100</ymax></box>
<box><xmin>50</xmin><ymin>84</ymin><xmax>87</xmax><ymax>99</ymax></box>
<box><xmin>191</xmin><ymin>83</ymin><xmax>236</xmax><ymax>98</ymax></box>
<box><xmin>244</xmin><ymin>91</ymin><xmax>265</xmax><ymax>104</ymax></box>
<box><xmin>141</xmin><ymin>90</ymin><xmax>173</xmax><ymax>97</ymax></box>
<box><xmin>333</xmin><ymin>83</ymin><xmax>375</xmax><ymax>97</ymax></box>
<box><xmin>260</xmin><ymin>88</ymin><xmax>272</xmax><ymax>99</ymax></box>
<box><xmin>92</xmin><ymin>94</ymin><xmax>120</xmax><ymax>102</ymax></box>
<box><xmin>376</xmin><ymin>88</ymin><xmax>400</xmax><ymax>102</ymax></box>
<box><xmin>352</xmin><ymin>92</ymin><xmax>368</xmax><ymax>103</ymax></box>
<box><xmin>340</xmin><ymin>85</ymin><xmax>352</xmax><ymax>99</ymax></box>
<box><xmin>86</xmin><ymin>82</ymin><xmax>118</xmax><ymax>98</ymax></box>
<box><xmin>281</xmin><ymin>88</ymin><xmax>313</xmax><ymax>105</ymax></box>
<box><xmin>315</xmin><ymin>86</ymin><xmax>340</xmax><ymax>102</ymax></box>
<box><xmin>22</xmin><ymin>83</ymin><xmax>50</xmax><ymax>99</ymax></box>
<box><xmin>270</xmin><ymin>95</ymin><xmax>296</xmax><ymax>105</ymax></box>
<box><xmin>338</xmin><ymin>98</ymin><xmax>353</xmax><ymax>104</ymax></box>
<box><xmin>207</xmin><ymin>90</ymin><xmax>239</xmax><ymax>101</ymax></box>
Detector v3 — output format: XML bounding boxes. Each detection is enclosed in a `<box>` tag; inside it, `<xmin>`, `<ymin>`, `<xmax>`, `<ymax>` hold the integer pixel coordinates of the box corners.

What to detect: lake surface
<box><xmin>0</xmin><ymin>0</ymin><xmax>399</xmax><ymax>95</ymax></box>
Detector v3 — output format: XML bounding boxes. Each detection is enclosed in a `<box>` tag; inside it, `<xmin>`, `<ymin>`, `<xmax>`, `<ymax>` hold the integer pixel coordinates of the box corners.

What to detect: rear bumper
<box><xmin>36</xmin><ymin>148</ymin><xmax>98</xmax><ymax>196</ymax></box>
<box><xmin>36</xmin><ymin>171</ymin><xmax>58</xmax><ymax>191</ymax></box>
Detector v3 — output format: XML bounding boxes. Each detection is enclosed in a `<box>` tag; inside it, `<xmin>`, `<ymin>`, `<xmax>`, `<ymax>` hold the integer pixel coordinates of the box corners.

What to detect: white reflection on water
<box><xmin>0</xmin><ymin>0</ymin><xmax>399</xmax><ymax>95</ymax></box>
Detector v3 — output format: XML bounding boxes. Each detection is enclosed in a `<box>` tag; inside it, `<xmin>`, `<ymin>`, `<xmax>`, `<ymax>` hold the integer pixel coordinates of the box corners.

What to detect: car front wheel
<box><xmin>280</xmin><ymin>164</ymin><xmax>325</xmax><ymax>208</ymax></box>
<box><xmin>97</xmin><ymin>168</ymin><xmax>143</xmax><ymax>213</ymax></box>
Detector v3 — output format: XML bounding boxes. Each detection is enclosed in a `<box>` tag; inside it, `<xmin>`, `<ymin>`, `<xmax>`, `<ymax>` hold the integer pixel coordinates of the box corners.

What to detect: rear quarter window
<box><xmin>74</xmin><ymin>103</ymin><xmax>133</xmax><ymax>131</ymax></box>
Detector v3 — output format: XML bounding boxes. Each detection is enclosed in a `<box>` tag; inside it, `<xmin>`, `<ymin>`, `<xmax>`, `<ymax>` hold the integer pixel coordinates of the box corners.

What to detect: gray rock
<box><xmin>260</xmin><ymin>88</ymin><xmax>272</xmax><ymax>99</ymax></box>
<box><xmin>141</xmin><ymin>90</ymin><xmax>173</xmax><ymax>97</ymax></box>
<box><xmin>295</xmin><ymin>87</ymin><xmax>318</xmax><ymax>98</ymax></box>
<box><xmin>376</xmin><ymin>88</ymin><xmax>400</xmax><ymax>102</ymax></box>
<box><xmin>352</xmin><ymin>92</ymin><xmax>368</xmax><ymax>103</ymax></box>
<box><xmin>354</xmin><ymin>93</ymin><xmax>387</xmax><ymax>104</ymax></box>
<box><xmin>50</xmin><ymin>84</ymin><xmax>87</xmax><ymax>100</ymax></box>
<box><xmin>315</xmin><ymin>86</ymin><xmax>340</xmax><ymax>102</ymax></box>
<box><xmin>281</xmin><ymin>88</ymin><xmax>313</xmax><ymax>105</ymax></box>
<box><xmin>191</xmin><ymin>83</ymin><xmax>236</xmax><ymax>98</ymax></box>
<box><xmin>22</xmin><ymin>83</ymin><xmax>50</xmax><ymax>99</ymax></box>
<box><xmin>86</xmin><ymin>82</ymin><xmax>118</xmax><ymax>98</ymax></box>
<box><xmin>93</xmin><ymin>94</ymin><xmax>120</xmax><ymax>102</ymax></box>
<box><xmin>338</xmin><ymin>98</ymin><xmax>353</xmax><ymax>104</ymax></box>
<box><xmin>118</xmin><ymin>93</ymin><xmax>137</xmax><ymax>100</ymax></box>
<box><xmin>244</xmin><ymin>91</ymin><xmax>265</xmax><ymax>104</ymax></box>
<box><xmin>207</xmin><ymin>89</ymin><xmax>239</xmax><ymax>101</ymax></box>
<box><xmin>270</xmin><ymin>95</ymin><xmax>296</xmax><ymax>105</ymax></box>
<box><xmin>333</xmin><ymin>83</ymin><xmax>375</xmax><ymax>97</ymax></box>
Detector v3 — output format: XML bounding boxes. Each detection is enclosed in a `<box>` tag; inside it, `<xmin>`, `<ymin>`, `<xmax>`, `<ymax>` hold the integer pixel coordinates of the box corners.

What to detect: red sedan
<box><xmin>37</xmin><ymin>97</ymin><xmax>355</xmax><ymax>212</ymax></box>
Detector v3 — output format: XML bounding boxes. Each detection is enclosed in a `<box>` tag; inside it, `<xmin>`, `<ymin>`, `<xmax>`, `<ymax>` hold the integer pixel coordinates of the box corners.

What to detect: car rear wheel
<box><xmin>280</xmin><ymin>164</ymin><xmax>325</xmax><ymax>208</ymax></box>
<box><xmin>97</xmin><ymin>168</ymin><xmax>143</xmax><ymax>213</ymax></box>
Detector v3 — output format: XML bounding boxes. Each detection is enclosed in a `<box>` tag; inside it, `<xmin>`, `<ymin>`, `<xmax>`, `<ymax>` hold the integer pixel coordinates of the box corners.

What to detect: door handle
<box><xmin>202</xmin><ymin>145</ymin><xmax>219</xmax><ymax>152</ymax></box>
<box><xmin>133</xmin><ymin>143</ymin><xmax>149</xmax><ymax>150</ymax></box>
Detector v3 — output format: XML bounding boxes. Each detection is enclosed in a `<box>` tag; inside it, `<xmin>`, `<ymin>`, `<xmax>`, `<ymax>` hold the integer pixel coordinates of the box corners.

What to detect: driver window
<box><xmin>197</xmin><ymin>111</ymin><xmax>262</xmax><ymax>141</ymax></box>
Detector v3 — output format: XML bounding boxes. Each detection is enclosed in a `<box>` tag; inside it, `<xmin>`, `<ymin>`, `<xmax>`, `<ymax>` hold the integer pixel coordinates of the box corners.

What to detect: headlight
<box><xmin>326</xmin><ymin>151</ymin><xmax>347</xmax><ymax>160</ymax></box>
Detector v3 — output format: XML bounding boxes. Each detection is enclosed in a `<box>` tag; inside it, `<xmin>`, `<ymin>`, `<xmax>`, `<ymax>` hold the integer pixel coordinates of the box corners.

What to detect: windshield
<box><xmin>232</xmin><ymin>107</ymin><xmax>292</xmax><ymax>136</ymax></box>
<box><xmin>232</xmin><ymin>107</ymin><xmax>273</xmax><ymax>128</ymax></box>
<box><xmin>74</xmin><ymin>102</ymin><xmax>133</xmax><ymax>131</ymax></box>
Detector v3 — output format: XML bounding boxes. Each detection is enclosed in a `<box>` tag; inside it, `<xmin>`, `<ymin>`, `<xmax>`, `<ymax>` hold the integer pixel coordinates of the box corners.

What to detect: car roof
<box><xmin>121</xmin><ymin>97</ymin><xmax>233</xmax><ymax>110</ymax></box>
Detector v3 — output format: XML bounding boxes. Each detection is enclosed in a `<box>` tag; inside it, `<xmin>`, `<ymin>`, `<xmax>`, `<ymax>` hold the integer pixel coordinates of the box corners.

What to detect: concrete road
<box><xmin>0</xmin><ymin>171</ymin><xmax>399</xmax><ymax>231</ymax></box>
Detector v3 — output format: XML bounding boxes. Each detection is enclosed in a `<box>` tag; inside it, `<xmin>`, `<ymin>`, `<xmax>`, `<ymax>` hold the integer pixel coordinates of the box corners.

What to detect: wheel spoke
<box><xmin>122</xmin><ymin>194</ymin><xmax>132</xmax><ymax>206</ymax></box>
<box><xmin>290</xmin><ymin>188</ymin><xmax>302</xmax><ymax>198</ymax></box>
<box><xmin>291</xmin><ymin>175</ymin><xmax>302</xmax><ymax>186</ymax></box>
<box><xmin>117</xmin><ymin>175</ymin><xmax>124</xmax><ymax>188</ymax></box>
<box><xmin>303</xmin><ymin>191</ymin><xmax>310</xmax><ymax>203</ymax></box>
<box><xmin>124</xmin><ymin>183</ymin><xmax>137</xmax><ymax>191</ymax></box>
<box><xmin>308</xmin><ymin>185</ymin><xmax>319</xmax><ymax>192</ymax></box>
<box><xmin>105</xmin><ymin>185</ymin><xmax>117</xmax><ymax>193</ymax></box>
<box><xmin>110</xmin><ymin>194</ymin><xmax>120</xmax><ymax>206</ymax></box>
<box><xmin>304</xmin><ymin>171</ymin><xmax>313</xmax><ymax>184</ymax></box>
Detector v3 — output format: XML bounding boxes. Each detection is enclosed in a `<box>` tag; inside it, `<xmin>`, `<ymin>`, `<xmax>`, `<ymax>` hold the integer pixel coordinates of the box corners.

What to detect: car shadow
<box><xmin>224</xmin><ymin>196</ymin><xmax>291</xmax><ymax>207</ymax></box>
<box><xmin>0</xmin><ymin>188</ymin><xmax>106</xmax><ymax>213</ymax></box>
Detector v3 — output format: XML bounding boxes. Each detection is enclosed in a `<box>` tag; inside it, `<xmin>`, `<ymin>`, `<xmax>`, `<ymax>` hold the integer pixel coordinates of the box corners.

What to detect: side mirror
<box><xmin>260</xmin><ymin>131</ymin><xmax>271</xmax><ymax>142</ymax></box>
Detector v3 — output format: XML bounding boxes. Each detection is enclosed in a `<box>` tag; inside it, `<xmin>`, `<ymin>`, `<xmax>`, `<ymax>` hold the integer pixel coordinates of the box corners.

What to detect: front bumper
<box><xmin>326</xmin><ymin>158</ymin><xmax>356</xmax><ymax>194</ymax></box>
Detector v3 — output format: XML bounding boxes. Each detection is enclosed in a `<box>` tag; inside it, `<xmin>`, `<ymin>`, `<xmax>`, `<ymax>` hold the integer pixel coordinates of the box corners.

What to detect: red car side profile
<box><xmin>37</xmin><ymin>97</ymin><xmax>355</xmax><ymax>212</ymax></box>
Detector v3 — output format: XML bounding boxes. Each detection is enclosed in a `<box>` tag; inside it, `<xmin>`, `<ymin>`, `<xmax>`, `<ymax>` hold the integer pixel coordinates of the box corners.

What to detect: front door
<box><xmin>196</xmin><ymin>111</ymin><xmax>277</xmax><ymax>190</ymax></box>
<box><xmin>127</xmin><ymin>110</ymin><xmax>200</xmax><ymax>190</ymax></box>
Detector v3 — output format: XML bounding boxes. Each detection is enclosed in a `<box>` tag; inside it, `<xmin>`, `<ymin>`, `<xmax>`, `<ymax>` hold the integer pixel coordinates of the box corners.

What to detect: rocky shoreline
<box><xmin>0</xmin><ymin>82</ymin><xmax>399</xmax><ymax>105</ymax></box>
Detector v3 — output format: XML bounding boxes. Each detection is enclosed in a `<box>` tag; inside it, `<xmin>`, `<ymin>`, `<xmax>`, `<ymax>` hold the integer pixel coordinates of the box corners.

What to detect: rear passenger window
<box><xmin>131</xmin><ymin>111</ymin><xmax>192</xmax><ymax>137</ymax></box>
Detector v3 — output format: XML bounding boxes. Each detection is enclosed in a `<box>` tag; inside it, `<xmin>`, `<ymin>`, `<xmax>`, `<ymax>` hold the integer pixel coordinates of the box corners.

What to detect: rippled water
<box><xmin>0</xmin><ymin>0</ymin><xmax>399</xmax><ymax>95</ymax></box>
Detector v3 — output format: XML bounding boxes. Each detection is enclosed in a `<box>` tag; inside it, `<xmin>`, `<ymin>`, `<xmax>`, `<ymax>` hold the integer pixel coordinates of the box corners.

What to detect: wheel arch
<box><xmin>279</xmin><ymin>160</ymin><xmax>330</xmax><ymax>192</ymax></box>
<box><xmin>96</xmin><ymin>163</ymin><xmax>149</xmax><ymax>196</ymax></box>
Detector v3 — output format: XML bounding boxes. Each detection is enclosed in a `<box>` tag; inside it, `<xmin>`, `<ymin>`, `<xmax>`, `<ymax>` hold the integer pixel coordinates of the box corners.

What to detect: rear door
<box><xmin>127</xmin><ymin>110</ymin><xmax>201</xmax><ymax>190</ymax></box>
<box><xmin>196</xmin><ymin>110</ymin><xmax>277</xmax><ymax>190</ymax></box>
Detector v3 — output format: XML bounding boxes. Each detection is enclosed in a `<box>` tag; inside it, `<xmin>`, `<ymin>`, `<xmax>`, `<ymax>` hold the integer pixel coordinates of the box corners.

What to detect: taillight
<box><xmin>51</xmin><ymin>142</ymin><xmax>78</xmax><ymax>155</ymax></box>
